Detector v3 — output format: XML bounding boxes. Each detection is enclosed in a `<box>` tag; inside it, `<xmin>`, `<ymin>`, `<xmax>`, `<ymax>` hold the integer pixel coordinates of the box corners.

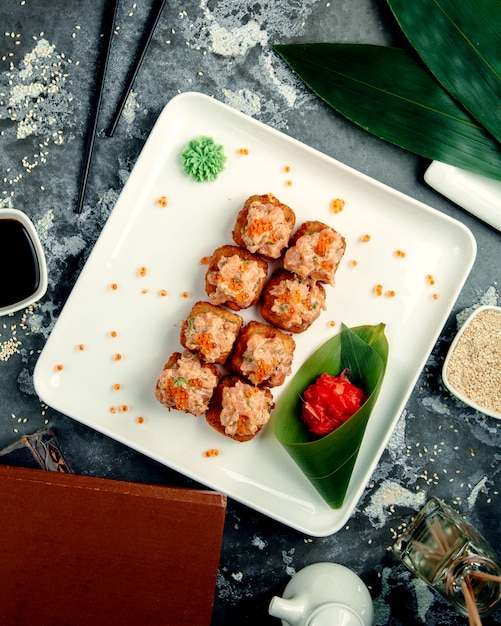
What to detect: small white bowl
<box><xmin>442</xmin><ymin>305</ymin><xmax>501</xmax><ymax>419</ymax></box>
<box><xmin>0</xmin><ymin>208</ymin><xmax>48</xmax><ymax>316</ymax></box>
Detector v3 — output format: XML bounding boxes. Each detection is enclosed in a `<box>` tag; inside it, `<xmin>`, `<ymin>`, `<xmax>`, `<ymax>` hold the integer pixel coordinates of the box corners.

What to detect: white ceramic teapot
<box><xmin>268</xmin><ymin>562</ymin><xmax>373</xmax><ymax>626</ymax></box>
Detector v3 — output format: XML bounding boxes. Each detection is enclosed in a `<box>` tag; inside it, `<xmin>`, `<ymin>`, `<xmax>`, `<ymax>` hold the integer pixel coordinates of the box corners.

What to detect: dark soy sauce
<box><xmin>0</xmin><ymin>218</ymin><xmax>40</xmax><ymax>307</ymax></box>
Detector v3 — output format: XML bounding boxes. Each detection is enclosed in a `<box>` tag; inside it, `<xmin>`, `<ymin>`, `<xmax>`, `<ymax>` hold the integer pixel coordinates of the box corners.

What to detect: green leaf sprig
<box><xmin>273</xmin><ymin>324</ymin><xmax>388</xmax><ymax>509</ymax></box>
<box><xmin>272</xmin><ymin>0</ymin><xmax>501</xmax><ymax>182</ymax></box>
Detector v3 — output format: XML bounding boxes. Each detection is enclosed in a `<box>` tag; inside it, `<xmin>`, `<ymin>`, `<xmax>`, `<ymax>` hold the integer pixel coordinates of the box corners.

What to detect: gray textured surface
<box><xmin>0</xmin><ymin>1</ymin><xmax>500</xmax><ymax>624</ymax></box>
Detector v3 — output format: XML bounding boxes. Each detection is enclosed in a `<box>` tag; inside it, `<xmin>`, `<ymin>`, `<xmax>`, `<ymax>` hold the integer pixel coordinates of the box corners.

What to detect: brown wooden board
<box><xmin>0</xmin><ymin>465</ymin><xmax>227</xmax><ymax>625</ymax></box>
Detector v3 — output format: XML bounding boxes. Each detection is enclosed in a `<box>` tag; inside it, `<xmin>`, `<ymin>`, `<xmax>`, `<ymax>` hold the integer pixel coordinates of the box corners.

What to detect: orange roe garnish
<box><xmin>254</xmin><ymin>358</ymin><xmax>275</xmax><ymax>380</ymax></box>
<box><xmin>235</xmin><ymin>292</ymin><xmax>250</xmax><ymax>303</ymax></box>
<box><xmin>138</xmin><ymin>266</ymin><xmax>147</xmax><ymax>277</ymax></box>
<box><xmin>395</xmin><ymin>250</ymin><xmax>406</xmax><ymax>258</ymax></box>
<box><xmin>361</xmin><ymin>234</ymin><xmax>371</xmax><ymax>243</ymax></box>
<box><xmin>141</xmin><ymin>288</ymin><xmax>149</xmax><ymax>294</ymax></box>
<box><xmin>109</xmin><ymin>283</ymin><xmax>118</xmax><ymax>290</ymax></box>
<box><xmin>203</xmin><ymin>449</ymin><xmax>220</xmax><ymax>457</ymax></box>
<box><xmin>426</xmin><ymin>274</ymin><xmax>435</xmax><ymax>286</ymax></box>
<box><xmin>432</xmin><ymin>293</ymin><xmax>440</xmax><ymax>300</ymax></box>
<box><xmin>76</xmin><ymin>344</ymin><xmax>85</xmax><ymax>351</ymax></box>
<box><xmin>200</xmin><ymin>256</ymin><xmax>210</xmax><ymax>265</ymax></box>
<box><xmin>285</xmin><ymin>180</ymin><xmax>293</xmax><ymax>187</ymax></box>
<box><xmin>159</xmin><ymin>289</ymin><xmax>168</xmax><ymax>297</ymax></box>
<box><xmin>181</xmin><ymin>291</ymin><xmax>190</xmax><ymax>298</ymax></box>
<box><xmin>330</xmin><ymin>198</ymin><xmax>345</xmax><ymax>214</ymax></box>
<box><xmin>109</xmin><ymin>330</ymin><xmax>117</xmax><ymax>338</ymax></box>
<box><xmin>315</xmin><ymin>230</ymin><xmax>335</xmax><ymax>256</ymax></box>
<box><xmin>320</xmin><ymin>260</ymin><xmax>334</xmax><ymax>272</ymax></box>
<box><xmin>55</xmin><ymin>364</ymin><xmax>64</xmax><ymax>371</ymax></box>
<box><xmin>113</xmin><ymin>383</ymin><xmax>121</xmax><ymax>391</ymax></box>
<box><xmin>288</xmin><ymin>286</ymin><xmax>303</xmax><ymax>304</ymax></box>
<box><xmin>386</xmin><ymin>290</ymin><xmax>396</xmax><ymax>298</ymax></box>
<box><xmin>245</xmin><ymin>387</ymin><xmax>259</xmax><ymax>399</ymax></box>
<box><xmin>237</xmin><ymin>148</ymin><xmax>249</xmax><ymax>155</ymax></box>
<box><xmin>284</xmin><ymin>165</ymin><xmax>291</xmax><ymax>173</ymax></box>
<box><xmin>374</xmin><ymin>284</ymin><xmax>383</xmax><ymax>296</ymax></box>
<box><xmin>236</xmin><ymin>417</ymin><xmax>250</xmax><ymax>436</ymax></box>
<box><xmin>119</xmin><ymin>405</ymin><xmax>129</xmax><ymax>412</ymax></box>
<box><xmin>195</xmin><ymin>332</ymin><xmax>217</xmax><ymax>351</ymax></box>
<box><xmin>109</xmin><ymin>406</ymin><xmax>118</xmax><ymax>414</ymax></box>
<box><xmin>136</xmin><ymin>416</ymin><xmax>145</xmax><ymax>424</ymax></box>
<box><xmin>163</xmin><ymin>378</ymin><xmax>192</xmax><ymax>411</ymax></box>
<box><xmin>247</xmin><ymin>218</ymin><xmax>273</xmax><ymax>237</ymax></box>
<box><xmin>157</xmin><ymin>196</ymin><xmax>168</xmax><ymax>207</ymax></box>
<box><xmin>349</xmin><ymin>260</ymin><xmax>358</xmax><ymax>267</ymax></box>
<box><xmin>113</xmin><ymin>353</ymin><xmax>122</xmax><ymax>361</ymax></box>
<box><xmin>328</xmin><ymin>320</ymin><xmax>336</xmax><ymax>327</ymax></box>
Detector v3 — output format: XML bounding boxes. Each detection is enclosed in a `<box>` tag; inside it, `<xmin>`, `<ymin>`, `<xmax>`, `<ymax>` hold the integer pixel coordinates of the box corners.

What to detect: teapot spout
<box><xmin>268</xmin><ymin>595</ymin><xmax>305</xmax><ymax>626</ymax></box>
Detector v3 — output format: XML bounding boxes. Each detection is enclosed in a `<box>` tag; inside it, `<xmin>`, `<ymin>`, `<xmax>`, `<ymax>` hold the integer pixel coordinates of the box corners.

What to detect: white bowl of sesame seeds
<box><xmin>442</xmin><ymin>305</ymin><xmax>501</xmax><ymax>419</ymax></box>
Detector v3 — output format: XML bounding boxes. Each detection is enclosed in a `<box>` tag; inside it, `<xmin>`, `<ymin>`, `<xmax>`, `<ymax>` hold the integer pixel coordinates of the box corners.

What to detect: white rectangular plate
<box><xmin>34</xmin><ymin>92</ymin><xmax>476</xmax><ymax>536</ymax></box>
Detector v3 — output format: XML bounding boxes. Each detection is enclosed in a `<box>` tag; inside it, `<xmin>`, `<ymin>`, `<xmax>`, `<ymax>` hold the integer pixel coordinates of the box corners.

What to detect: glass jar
<box><xmin>392</xmin><ymin>497</ymin><xmax>501</xmax><ymax>617</ymax></box>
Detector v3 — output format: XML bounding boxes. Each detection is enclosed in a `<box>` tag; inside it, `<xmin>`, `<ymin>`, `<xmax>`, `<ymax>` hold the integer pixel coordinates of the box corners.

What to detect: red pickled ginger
<box><xmin>301</xmin><ymin>370</ymin><xmax>364</xmax><ymax>435</ymax></box>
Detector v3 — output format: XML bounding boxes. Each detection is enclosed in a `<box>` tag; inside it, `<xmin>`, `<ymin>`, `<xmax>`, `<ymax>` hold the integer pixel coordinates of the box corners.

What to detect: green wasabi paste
<box><xmin>181</xmin><ymin>136</ymin><xmax>227</xmax><ymax>182</ymax></box>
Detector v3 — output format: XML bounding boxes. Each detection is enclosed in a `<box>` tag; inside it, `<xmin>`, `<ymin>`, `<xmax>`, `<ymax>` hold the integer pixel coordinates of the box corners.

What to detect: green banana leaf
<box><xmin>272</xmin><ymin>43</ymin><xmax>501</xmax><ymax>182</ymax></box>
<box><xmin>273</xmin><ymin>324</ymin><xmax>388</xmax><ymax>509</ymax></box>
<box><xmin>387</xmin><ymin>0</ymin><xmax>501</xmax><ymax>144</ymax></box>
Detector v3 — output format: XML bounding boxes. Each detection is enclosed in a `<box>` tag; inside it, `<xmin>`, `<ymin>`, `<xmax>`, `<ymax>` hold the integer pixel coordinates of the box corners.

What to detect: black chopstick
<box><xmin>75</xmin><ymin>0</ymin><xmax>120</xmax><ymax>214</ymax></box>
<box><xmin>106</xmin><ymin>0</ymin><xmax>167</xmax><ymax>137</ymax></box>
